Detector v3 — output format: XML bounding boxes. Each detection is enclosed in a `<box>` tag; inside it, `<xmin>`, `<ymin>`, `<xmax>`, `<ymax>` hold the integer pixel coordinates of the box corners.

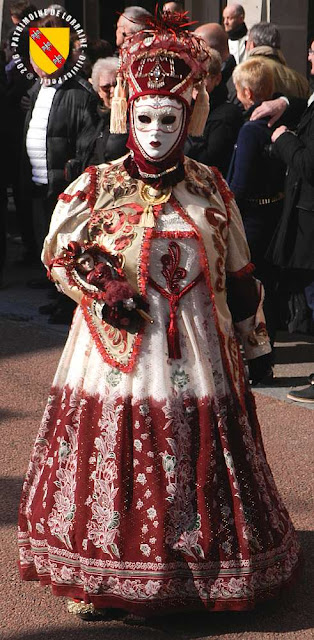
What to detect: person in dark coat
<box><xmin>228</xmin><ymin>58</ymin><xmax>286</xmax><ymax>376</ymax></box>
<box><xmin>22</xmin><ymin>74</ymin><xmax>98</xmax><ymax>207</ymax></box>
<box><xmin>250</xmin><ymin>71</ymin><xmax>314</xmax><ymax>271</ymax></box>
<box><xmin>184</xmin><ymin>48</ymin><xmax>243</xmax><ymax>177</ymax></box>
<box><xmin>270</xmin><ymin>104</ymin><xmax>314</xmax><ymax>273</ymax></box>
<box><xmin>21</xmin><ymin>55</ymin><xmax>98</xmax><ymax>323</ymax></box>
<box><xmin>249</xmin><ymin>40</ymin><xmax>314</xmax><ymax>401</ymax></box>
<box><xmin>4</xmin><ymin>28</ymin><xmax>37</xmax><ymax>265</ymax></box>
<box><xmin>87</xmin><ymin>57</ymin><xmax>128</xmax><ymax>165</ymax></box>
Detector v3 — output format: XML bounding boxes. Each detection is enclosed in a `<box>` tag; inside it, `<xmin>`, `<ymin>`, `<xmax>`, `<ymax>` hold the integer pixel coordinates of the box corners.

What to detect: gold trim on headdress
<box><xmin>110</xmin><ymin>73</ymin><xmax>128</xmax><ymax>134</ymax></box>
<box><xmin>110</xmin><ymin>10</ymin><xmax>213</xmax><ymax>137</ymax></box>
<box><xmin>188</xmin><ymin>81</ymin><xmax>210</xmax><ymax>136</ymax></box>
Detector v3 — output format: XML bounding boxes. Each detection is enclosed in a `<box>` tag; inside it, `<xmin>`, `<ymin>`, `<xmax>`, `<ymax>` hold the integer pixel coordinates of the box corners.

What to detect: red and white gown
<box><xmin>18</xmin><ymin>158</ymin><xmax>301</xmax><ymax>614</ymax></box>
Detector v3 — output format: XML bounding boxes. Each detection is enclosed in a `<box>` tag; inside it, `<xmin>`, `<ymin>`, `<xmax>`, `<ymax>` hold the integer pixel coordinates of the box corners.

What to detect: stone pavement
<box><xmin>0</xmin><ymin>236</ymin><xmax>313</xmax><ymax>640</ymax></box>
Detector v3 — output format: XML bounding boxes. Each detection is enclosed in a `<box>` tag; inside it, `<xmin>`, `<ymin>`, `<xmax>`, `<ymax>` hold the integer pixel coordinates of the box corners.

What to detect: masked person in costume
<box><xmin>18</xmin><ymin>11</ymin><xmax>301</xmax><ymax>619</ymax></box>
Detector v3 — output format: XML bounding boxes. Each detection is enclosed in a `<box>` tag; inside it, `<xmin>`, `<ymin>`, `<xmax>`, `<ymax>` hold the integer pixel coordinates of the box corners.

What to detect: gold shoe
<box><xmin>67</xmin><ymin>599</ymin><xmax>106</xmax><ymax>621</ymax></box>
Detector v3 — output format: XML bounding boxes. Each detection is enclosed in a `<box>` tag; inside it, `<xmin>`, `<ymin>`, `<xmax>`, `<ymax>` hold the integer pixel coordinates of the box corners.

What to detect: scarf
<box><xmin>228</xmin><ymin>22</ymin><xmax>247</xmax><ymax>41</ymax></box>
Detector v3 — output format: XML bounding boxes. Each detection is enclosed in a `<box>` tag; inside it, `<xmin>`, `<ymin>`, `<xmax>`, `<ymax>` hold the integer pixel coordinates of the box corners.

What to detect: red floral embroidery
<box><xmin>18</xmin><ymin>385</ymin><xmax>301</xmax><ymax>614</ymax></box>
<box><xmin>89</xmin><ymin>204</ymin><xmax>144</xmax><ymax>254</ymax></box>
<box><xmin>89</xmin><ymin>204</ymin><xmax>143</xmax><ymax>236</ymax></box>
<box><xmin>184</xmin><ymin>157</ymin><xmax>217</xmax><ymax>200</ymax></box>
<box><xmin>205</xmin><ymin>207</ymin><xmax>229</xmax><ymax>293</ymax></box>
<box><xmin>161</xmin><ymin>241</ymin><xmax>186</xmax><ymax>294</ymax></box>
<box><xmin>101</xmin><ymin>162</ymin><xmax>137</xmax><ymax>200</ymax></box>
<box><xmin>227</xmin><ymin>262</ymin><xmax>255</xmax><ymax>279</ymax></box>
<box><xmin>211</xmin><ymin>166</ymin><xmax>234</xmax><ymax>212</ymax></box>
<box><xmin>58</xmin><ymin>166</ymin><xmax>99</xmax><ymax>211</ymax></box>
<box><xmin>149</xmin><ymin>241</ymin><xmax>204</xmax><ymax>359</ymax></box>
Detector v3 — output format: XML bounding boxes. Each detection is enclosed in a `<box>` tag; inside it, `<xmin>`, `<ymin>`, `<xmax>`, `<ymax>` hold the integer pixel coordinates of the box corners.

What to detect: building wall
<box><xmin>270</xmin><ymin>0</ymin><xmax>308</xmax><ymax>75</ymax></box>
<box><xmin>238</xmin><ymin>0</ymin><xmax>308</xmax><ymax>75</ymax></box>
<box><xmin>185</xmin><ymin>0</ymin><xmax>222</xmax><ymax>23</ymax></box>
<box><xmin>184</xmin><ymin>0</ymin><xmax>309</xmax><ymax>77</ymax></box>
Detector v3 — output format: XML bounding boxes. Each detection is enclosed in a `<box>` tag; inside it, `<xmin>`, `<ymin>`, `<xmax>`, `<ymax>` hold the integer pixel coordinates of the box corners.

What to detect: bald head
<box><xmin>116</xmin><ymin>6</ymin><xmax>151</xmax><ymax>47</ymax></box>
<box><xmin>223</xmin><ymin>4</ymin><xmax>245</xmax><ymax>33</ymax></box>
<box><xmin>163</xmin><ymin>1</ymin><xmax>184</xmax><ymax>12</ymax></box>
<box><xmin>195</xmin><ymin>23</ymin><xmax>229</xmax><ymax>62</ymax></box>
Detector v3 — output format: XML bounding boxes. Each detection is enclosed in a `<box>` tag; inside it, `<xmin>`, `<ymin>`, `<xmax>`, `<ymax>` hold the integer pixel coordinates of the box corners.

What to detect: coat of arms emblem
<box><xmin>29</xmin><ymin>27</ymin><xmax>70</xmax><ymax>74</ymax></box>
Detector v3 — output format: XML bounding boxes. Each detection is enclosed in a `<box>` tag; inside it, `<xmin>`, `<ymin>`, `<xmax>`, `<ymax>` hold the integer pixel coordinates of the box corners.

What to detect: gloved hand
<box><xmin>248</xmin><ymin>353</ymin><xmax>273</xmax><ymax>386</ymax></box>
<box><xmin>102</xmin><ymin>292</ymin><xmax>149</xmax><ymax>334</ymax></box>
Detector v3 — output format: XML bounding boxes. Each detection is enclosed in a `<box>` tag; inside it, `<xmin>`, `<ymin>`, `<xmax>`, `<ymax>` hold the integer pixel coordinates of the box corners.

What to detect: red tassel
<box><xmin>167</xmin><ymin>308</ymin><xmax>181</xmax><ymax>359</ymax></box>
<box><xmin>148</xmin><ymin>273</ymin><xmax>204</xmax><ymax>360</ymax></box>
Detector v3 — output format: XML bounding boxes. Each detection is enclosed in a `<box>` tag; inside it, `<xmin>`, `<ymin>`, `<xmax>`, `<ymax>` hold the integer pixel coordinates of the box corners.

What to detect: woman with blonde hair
<box><xmin>228</xmin><ymin>57</ymin><xmax>286</xmax><ymax>380</ymax></box>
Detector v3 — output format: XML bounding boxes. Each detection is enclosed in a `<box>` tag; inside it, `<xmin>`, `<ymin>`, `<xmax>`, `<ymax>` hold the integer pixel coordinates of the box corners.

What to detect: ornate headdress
<box><xmin>110</xmin><ymin>9</ymin><xmax>212</xmax><ymax>137</ymax></box>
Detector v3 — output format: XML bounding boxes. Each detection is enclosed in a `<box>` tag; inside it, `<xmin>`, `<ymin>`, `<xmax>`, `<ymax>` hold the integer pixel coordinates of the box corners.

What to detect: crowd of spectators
<box><xmin>1</xmin><ymin>1</ymin><xmax>314</xmax><ymax>398</ymax></box>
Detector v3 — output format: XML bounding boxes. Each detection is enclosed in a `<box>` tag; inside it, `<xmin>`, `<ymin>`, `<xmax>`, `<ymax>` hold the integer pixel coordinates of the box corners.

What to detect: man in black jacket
<box><xmin>22</xmin><ymin>73</ymin><xmax>98</xmax><ymax>203</ymax></box>
<box><xmin>222</xmin><ymin>3</ymin><xmax>247</xmax><ymax>65</ymax></box>
<box><xmin>22</xmin><ymin>59</ymin><xmax>98</xmax><ymax>322</ymax></box>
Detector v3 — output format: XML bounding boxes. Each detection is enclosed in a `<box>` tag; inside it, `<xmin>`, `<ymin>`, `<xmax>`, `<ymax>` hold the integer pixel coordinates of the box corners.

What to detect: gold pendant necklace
<box><xmin>139</xmin><ymin>183</ymin><xmax>172</xmax><ymax>228</ymax></box>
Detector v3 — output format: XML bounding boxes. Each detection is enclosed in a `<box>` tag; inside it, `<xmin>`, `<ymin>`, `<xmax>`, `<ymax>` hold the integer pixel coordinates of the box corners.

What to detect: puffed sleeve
<box><xmin>225</xmin><ymin>197</ymin><xmax>252</xmax><ymax>275</ymax></box>
<box><xmin>42</xmin><ymin>166</ymin><xmax>98</xmax><ymax>304</ymax></box>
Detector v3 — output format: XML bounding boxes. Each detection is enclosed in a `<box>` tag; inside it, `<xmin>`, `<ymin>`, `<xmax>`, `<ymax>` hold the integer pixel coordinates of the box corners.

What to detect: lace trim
<box><xmin>81</xmin><ymin>297</ymin><xmax>145</xmax><ymax>373</ymax></box>
<box><xmin>137</xmin><ymin>201</ymin><xmax>163</xmax><ymax>296</ymax></box>
<box><xmin>137</xmin><ymin>162</ymin><xmax>179</xmax><ymax>179</ymax></box>
<box><xmin>152</xmin><ymin>230</ymin><xmax>197</xmax><ymax>239</ymax></box>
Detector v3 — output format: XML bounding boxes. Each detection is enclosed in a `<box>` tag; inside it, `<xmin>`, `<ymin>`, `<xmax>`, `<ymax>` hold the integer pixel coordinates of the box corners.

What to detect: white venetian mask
<box><xmin>132</xmin><ymin>95</ymin><xmax>185</xmax><ymax>161</ymax></box>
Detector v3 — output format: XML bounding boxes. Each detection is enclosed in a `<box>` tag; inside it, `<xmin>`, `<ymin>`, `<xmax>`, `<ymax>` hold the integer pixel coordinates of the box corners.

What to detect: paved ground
<box><xmin>0</xmin><ymin>236</ymin><xmax>313</xmax><ymax>640</ymax></box>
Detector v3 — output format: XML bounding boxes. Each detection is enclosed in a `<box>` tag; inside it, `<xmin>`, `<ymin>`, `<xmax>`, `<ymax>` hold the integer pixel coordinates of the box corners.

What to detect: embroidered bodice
<box><xmin>149</xmin><ymin>206</ymin><xmax>201</xmax><ymax>291</ymax></box>
<box><xmin>44</xmin><ymin>158</ymin><xmax>271</xmax><ymax>375</ymax></box>
<box><xmin>149</xmin><ymin>208</ymin><xmax>204</xmax><ymax>359</ymax></box>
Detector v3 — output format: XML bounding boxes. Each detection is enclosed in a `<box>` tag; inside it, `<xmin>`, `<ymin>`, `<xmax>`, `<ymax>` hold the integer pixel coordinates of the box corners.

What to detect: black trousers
<box><xmin>242</xmin><ymin>202</ymin><xmax>283</xmax><ymax>349</ymax></box>
<box><xmin>32</xmin><ymin>186</ymin><xmax>57</xmax><ymax>258</ymax></box>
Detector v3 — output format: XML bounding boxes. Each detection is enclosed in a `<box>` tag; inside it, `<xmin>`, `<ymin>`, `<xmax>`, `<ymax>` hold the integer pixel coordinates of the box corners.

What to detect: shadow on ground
<box><xmin>263</xmin><ymin>376</ymin><xmax>309</xmax><ymax>387</ymax></box>
<box><xmin>0</xmin><ymin>476</ymin><xmax>23</xmax><ymax>526</ymax></box>
<box><xmin>275</xmin><ymin>332</ymin><xmax>314</xmax><ymax>366</ymax></box>
<box><xmin>275</xmin><ymin>345</ymin><xmax>314</xmax><ymax>365</ymax></box>
<box><xmin>0</xmin><ymin>319</ymin><xmax>66</xmax><ymax>359</ymax></box>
